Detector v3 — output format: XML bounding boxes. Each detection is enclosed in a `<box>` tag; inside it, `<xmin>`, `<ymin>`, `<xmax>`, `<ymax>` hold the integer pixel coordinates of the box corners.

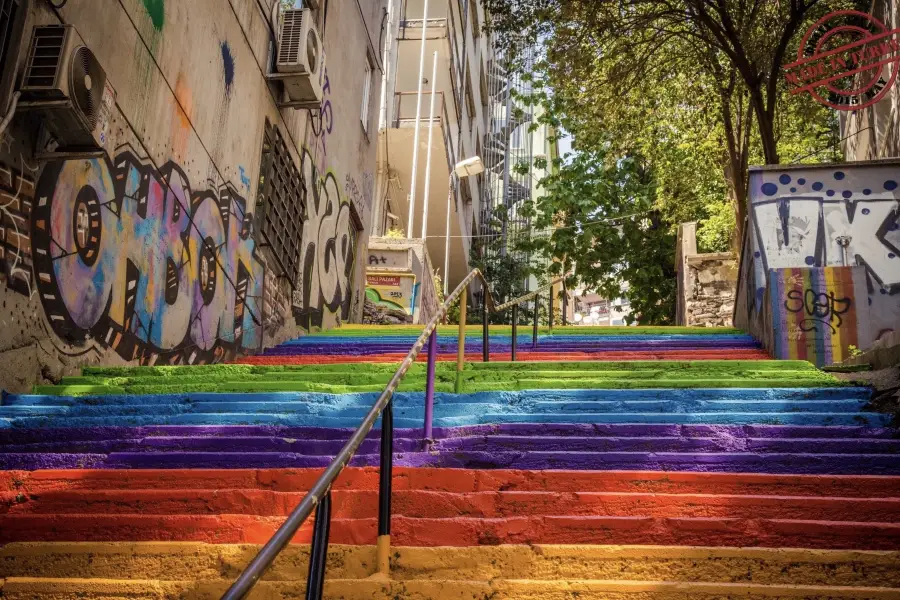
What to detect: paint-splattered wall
<box><xmin>735</xmin><ymin>161</ymin><xmax>900</xmax><ymax>363</ymax></box>
<box><xmin>0</xmin><ymin>0</ymin><xmax>385</xmax><ymax>391</ymax></box>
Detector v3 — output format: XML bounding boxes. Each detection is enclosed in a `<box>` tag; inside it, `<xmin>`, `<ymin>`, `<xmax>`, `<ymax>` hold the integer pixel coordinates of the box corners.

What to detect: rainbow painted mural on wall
<box><xmin>769</xmin><ymin>266</ymin><xmax>872</xmax><ymax>366</ymax></box>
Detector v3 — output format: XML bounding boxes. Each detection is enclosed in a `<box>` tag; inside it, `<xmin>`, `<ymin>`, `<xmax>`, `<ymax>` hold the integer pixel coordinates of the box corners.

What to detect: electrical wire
<box><xmin>425</xmin><ymin>210</ymin><xmax>649</xmax><ymax>239</ymax></box>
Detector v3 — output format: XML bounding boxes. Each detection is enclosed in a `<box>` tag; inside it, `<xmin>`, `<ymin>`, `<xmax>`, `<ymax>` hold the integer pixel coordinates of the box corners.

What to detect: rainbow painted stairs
<box><xmin>1</xmin><ymin>325</ymin><xmax>899</xmax><ymax>598</ymax></box>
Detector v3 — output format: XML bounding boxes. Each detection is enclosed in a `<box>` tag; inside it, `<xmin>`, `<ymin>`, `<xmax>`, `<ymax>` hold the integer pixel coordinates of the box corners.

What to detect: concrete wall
<box><xmin>734</xmin><ymin>161</ymin><xmax>900</xmax><ymax>355</ymax></box>
<box><xmin>676</xmin><ymin>223</ymin><xmax>737</xmax><ymax>327</ymax></box>
<box><xmin>0</xmin><ymin>0</ymin><xmax>385</xmax><ymax>392</ymax></box>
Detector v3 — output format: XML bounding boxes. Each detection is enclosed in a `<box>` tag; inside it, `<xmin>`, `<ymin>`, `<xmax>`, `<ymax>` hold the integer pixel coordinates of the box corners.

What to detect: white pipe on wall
<box><xmin>443</xmin><ymin>185</ymin><xmax>453</xmax><ymax>296</ymax></box>
<box><xmin>420</xmin><ymin>52</ymin><xmax>439</xmax><ymax>239</ymax></box>
<box><xmin>407</xmin><ymin>0</ymin><xmax>430</xmax><ymax>237</ymax></box>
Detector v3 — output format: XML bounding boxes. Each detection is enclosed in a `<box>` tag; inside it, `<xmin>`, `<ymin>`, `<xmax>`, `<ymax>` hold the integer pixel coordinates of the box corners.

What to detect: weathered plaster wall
<box><xmin>364</xmin><ymin>237</ymin><xmax>439</xmax><ymax>325</ymax></box>
<box><xmin>734</xmin><ymin>161</ymin><xmax>900</xmax><ymax>355</ymax></box>
<box><xmin>676</xmin><ymin>223</ymin><xmax>737</xmax><ymax>327</ymax></box>
<box><xmin>0</xmin><ymin>0</ymin><xmax>385</xmax><ymax>391</ymax></box>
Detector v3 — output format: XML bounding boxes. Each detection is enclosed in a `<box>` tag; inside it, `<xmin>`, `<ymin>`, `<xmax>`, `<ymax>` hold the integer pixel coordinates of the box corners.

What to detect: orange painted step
<box><xmin>4</xmin><ymin>468</ymin><xmax>899</xmax><ymax>497</ymax></box>
<box><xmin>1</xmin><ymin>513</ymin><xmax>898</xmax><ymax>549</ymax></box>
<box><xmin>3</xmin><ymin>489</ymin><xmax>898</xmax><ymax>522</ymax></box>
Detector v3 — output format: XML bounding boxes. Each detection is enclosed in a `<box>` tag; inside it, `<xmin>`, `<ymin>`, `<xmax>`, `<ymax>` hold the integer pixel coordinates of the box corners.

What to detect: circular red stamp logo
<box><xmin>784</xmin><ymin>10</ymin><xmax>900</xmax><ymax>111</ymax></box>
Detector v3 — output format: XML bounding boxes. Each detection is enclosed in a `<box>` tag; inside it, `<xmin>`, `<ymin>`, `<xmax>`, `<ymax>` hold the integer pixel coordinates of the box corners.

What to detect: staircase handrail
<box><xmin>221</xmin><ymin>269</ymin><xmax>566</xmax><ymax>600</ymax></box>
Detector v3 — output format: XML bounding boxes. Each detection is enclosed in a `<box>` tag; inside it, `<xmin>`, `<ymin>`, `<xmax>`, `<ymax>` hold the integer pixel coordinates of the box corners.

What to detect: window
<box><xmin>256</xmin><ymin>119</ymin><xmax>307</xmax><ymax>286</ymax></box>
<box><xmin>360</xmin><ymin>55</ymin><xmax>373</xmax><ymax>133</ymax></box>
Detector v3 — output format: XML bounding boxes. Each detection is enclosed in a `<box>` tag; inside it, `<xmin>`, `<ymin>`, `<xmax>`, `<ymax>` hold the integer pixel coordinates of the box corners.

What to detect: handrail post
<box><xmin>376</xmin><ymin>399</ymin><xmax>394</xmax><ymax>575</ymax></box>
<box><xmin>424</xmin><ymin>328</ymin><xmax>437</xmax><ymax>441</ymax></box>
<box><xmin>548</xmin><ymin>288</ymin><xmax>554</xmax><ymax>332</ymax></box>
<box><xmin>482</xmin><ymin>294</ymin><xmax>489</xmax><ymax>362</ymax></box>
<box><xmin>455</xmin><ymin>290</ymin><xmax>467</xmax><ymax>393</ymax></box>
<box><xmin>511</xmin><ymin>304</ymin><xmax>518</xmax><ymax>362</ymax></box>
<box><xmin>305</xmin><ymin>490</ymin><xmax>332</xmax><ymax>600</ymax></box>
<box><xmin>532</xmin><ymin>297</ymin><xmax>539</xmax><ymax>348</ymax></box>
<box><xmin>561</xmin><ymin>282</ymin><xmax>567</xmax><ymax>327</ymax></box>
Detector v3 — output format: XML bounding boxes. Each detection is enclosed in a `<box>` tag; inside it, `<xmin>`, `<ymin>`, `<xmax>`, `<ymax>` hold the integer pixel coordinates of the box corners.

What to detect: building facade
<box><xmin>0</xmin><ymin>0</ymin><xmax>386</xmax><ymax>391</ymax></box>
<box><xmin>372</xmin><ymin>0</ymin><xmax>492</xmax><ymax>298</ymax></box>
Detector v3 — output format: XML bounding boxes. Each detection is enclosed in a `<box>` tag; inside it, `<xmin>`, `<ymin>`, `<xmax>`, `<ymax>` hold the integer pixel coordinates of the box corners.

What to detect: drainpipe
<box><xmin>407</xmin><ymin>0</ymin><xmax>429</xmax><ymax>237</ymax></box>
<box><xmin>421</xmin><ymin>51</ymin><xmax>439</xmax><ymax>239</ymax></box>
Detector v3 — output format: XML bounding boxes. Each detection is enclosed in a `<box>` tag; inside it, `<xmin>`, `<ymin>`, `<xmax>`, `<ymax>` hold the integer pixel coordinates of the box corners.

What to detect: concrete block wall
<box><xmin>0</xmin><ymin>0</ymin><xmax>385</xmax><ymax>392</ymax></box>
<box><xmin>676</xmin><ymin>223</ymin><xmax>737</xmax><ymax>327</ymax></box>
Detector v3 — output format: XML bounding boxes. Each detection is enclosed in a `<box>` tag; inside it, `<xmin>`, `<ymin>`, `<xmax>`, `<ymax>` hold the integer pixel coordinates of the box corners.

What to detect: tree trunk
<box><xmin>749</xmin><ymin>85</ymin><xmax>780</xmax><ymax>164</ymax></box>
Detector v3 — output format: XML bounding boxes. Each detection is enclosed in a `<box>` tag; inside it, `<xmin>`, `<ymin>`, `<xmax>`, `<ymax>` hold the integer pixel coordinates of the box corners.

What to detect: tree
<box><xmin>517</xmin><ymin>149</ymin><xmax>678</xmax><ymax>325</ymax></box>
<box><xmin>485</xmin><ymin>0</ymin><xmax>854</xmax><ymax>245</ymax></box>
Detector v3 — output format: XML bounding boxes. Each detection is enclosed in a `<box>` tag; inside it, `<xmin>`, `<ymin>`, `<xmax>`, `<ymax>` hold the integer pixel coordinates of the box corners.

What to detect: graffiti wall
<box><xmin>293</xmin><ymin>149</ymin><xmax>361</xmax><ymax>331</ymax></box>
<box><xmin>30</xmin><ymin>149</ymin><xmax>266</xmax><ymax>365</ymax></box>
<box><xmin>769</xmin><ymin>266</ymin><xmax>872</xmax><ymax>366</ymax></box>
<box><xmin>366</xmin><ymin>273</ymin><xmax>416</xmax><ymax>314</ymax></box>
<box><xmin>745</xmin><ymin>162</ymin><xmax>900</xmax><ymax>350</ymax></box>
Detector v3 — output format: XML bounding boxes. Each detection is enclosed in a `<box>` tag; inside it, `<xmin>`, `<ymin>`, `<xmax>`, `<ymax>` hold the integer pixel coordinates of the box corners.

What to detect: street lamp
<box><xmin>444</xmin><ymin>156</ymin><xmax>484</xmax><ymax>295</ymax></box>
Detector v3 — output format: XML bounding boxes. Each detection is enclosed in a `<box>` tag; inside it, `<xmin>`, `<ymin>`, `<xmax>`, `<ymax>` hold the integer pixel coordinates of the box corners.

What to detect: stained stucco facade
<box><xmin>0</xmin><ymin>0</ymin><xmax>386</xmax><ymax>391</ymax></box>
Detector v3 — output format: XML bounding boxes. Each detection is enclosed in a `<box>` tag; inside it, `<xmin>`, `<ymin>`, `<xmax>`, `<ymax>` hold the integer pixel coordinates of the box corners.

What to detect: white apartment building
<box><xmin>373</xmin><ymin>0</ymin><xmax>493</xmax><ymax>293</ymax></box>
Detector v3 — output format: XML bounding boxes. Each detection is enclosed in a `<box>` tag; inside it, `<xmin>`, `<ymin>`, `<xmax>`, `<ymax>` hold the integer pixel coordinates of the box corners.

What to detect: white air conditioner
<box><xmin>276</xmin><ymin>8</ymin><xmax>324</xmax><ymax>107</ymax></box>
<box><xmin>19</xmin><ymin>25</ymin><xmax>115</xmax><ymax>150</ymax></box>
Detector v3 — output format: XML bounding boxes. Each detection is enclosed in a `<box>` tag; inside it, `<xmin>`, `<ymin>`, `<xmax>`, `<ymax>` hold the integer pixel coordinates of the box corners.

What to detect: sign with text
<box><xmin>366</xmin><ymin>272</ymin><xmax>416</xmax><ymax>314</ymax></box>
<box><xmin>784</xmin><ymin>10</ymin><xmax>900</xmax><ymax>110</ymax></box>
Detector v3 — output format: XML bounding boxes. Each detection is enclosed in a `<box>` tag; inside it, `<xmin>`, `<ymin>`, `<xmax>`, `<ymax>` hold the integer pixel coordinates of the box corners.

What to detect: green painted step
<box><xmin>31</xmin><ymin>361</ymin><xmax>844</xmax><ymax>396</ymax></box>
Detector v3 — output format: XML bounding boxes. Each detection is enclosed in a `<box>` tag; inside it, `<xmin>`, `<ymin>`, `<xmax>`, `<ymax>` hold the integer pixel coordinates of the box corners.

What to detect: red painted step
<box><xmin>2</xmin><ymin>468</ymin><xmax>899</xmax><ymax>550</ymax></box>
<box><xmin>238</xmin><ymin>349</ymin><xmax>770</xmax><ymax>365</ymax></box>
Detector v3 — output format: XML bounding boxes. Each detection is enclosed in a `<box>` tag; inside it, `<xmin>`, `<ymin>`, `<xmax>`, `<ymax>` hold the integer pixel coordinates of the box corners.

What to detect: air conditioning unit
<box><xmin>276</xmin><ymin>8</ymin><xmax>324</xmax><ymax>107</ymax></box>
<box><xmin>19</xmin><ymin>25</ymin><xmax>115</xmax><ymax>151</ymax></box>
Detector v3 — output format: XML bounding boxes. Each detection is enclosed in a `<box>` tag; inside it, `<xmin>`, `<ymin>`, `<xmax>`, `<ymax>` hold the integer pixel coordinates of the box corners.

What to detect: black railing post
<box><xmin>376</xmin><ymin>399</ymin><xmax>394</xmax><ymax>574</ymax></box>
<box><xmin>561</xmin><ymin>281</ymin><xmax>568</xmax><ymax>327</ymax></box>
<box><xmin>511</xmin><ymin>304</ymin><xmax>518</xmax><ymax>362</ymax></box>
<box><xmin>532</xmin><ymin>298</ymin><xmax>539</xmax><ymax>348</ymax></box>
<box><xmin>482</xmin><ymin>296</ymin><xmax>489</xmax><ymax>362</ymax></box>
<box><xmin>304</xmin><ymin>490</ymin><xmax>332</xmax><ymax>600</ymax></box>
<box><xmin>548</xmin><ymin>288</ymin><xmax>554</xmax><ymax>331</ymax></box>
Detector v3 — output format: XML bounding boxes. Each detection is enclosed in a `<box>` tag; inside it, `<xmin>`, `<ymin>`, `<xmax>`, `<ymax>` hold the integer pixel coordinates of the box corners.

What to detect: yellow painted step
<box><xmin>2</xmin><ymin>577</ymin><xmax>899</xmax><ymax>599</ymax></box>
<box><xmin>1</xmin><ymin>543</ymin><xmax>899</xmax><ymax>589</ymax></box>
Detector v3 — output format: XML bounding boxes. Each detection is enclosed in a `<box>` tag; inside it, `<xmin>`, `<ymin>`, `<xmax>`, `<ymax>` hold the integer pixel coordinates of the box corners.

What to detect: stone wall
<box><xmin>676</xmin><ymin>224</ymin><xmax>737</xmax><ymax>327</ymax></box>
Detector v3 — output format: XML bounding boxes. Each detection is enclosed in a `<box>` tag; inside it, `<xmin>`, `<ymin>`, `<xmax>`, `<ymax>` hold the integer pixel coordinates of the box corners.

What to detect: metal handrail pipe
<box><xmin>221</xmin><ymin>268</ymin><xmax>488</xmax><ymax>600</ymax></box>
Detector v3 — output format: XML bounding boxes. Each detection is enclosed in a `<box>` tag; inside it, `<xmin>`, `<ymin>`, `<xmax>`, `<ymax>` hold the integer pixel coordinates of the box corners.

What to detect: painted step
<box><xmin>1</xmin><ymin>543</ymin><xmax>898</xmax><ymax>587</ymax></box>
<box><xmin>240</xmin><ymin>349</ymin><xmax>773</xmax><ymax>364</ymax></box>
<box><xmin>1</xmin><ymin>512</ymin><xmax>899</xmax><ymax>548</ymax></box>
<box><xmin>4</xmin><ymin>488</ymin><xmax>898</xmax><ymax>522</ymax></box>
<box><xmin>6</xmin><ymin>468</ymin><xmax>898</xmax><ymax>497</ymax></box>
<box><xmin>5</xmin><ymin>577</ymin><xmax>898</xmax><ymax>599</ymax></box>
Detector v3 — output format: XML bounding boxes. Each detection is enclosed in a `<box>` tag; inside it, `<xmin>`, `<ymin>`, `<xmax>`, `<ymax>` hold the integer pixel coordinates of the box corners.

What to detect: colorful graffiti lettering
<box><xmin>770</xmin><ymin>266</ymin><xmax>865</xmax><ymax>366</ymax></box>
<box><xmin>293</xmin><ymin>149</ymin><xmax>359</xmax><ymax>330</ymax></box>
<box><xmin>31</xmin><ymin>149</ymin><xmax>266</xmax><ymax>364</ymax></box>
<box><xmin>749</xmin><ymin>167</ymin><xmax>900</xmax><ymax>341</ymax></box>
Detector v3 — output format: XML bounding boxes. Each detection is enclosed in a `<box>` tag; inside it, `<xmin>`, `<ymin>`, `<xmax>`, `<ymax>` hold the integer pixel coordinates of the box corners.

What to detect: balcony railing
<box><xmin>392</xmin><ymin>91</ymin><xmax>456</xmax><ymax>171</ymax></box>
<box><xmin>398</xmin><ymin>17</ymin><xmax>449</xmax><ymax>40</ymax></box>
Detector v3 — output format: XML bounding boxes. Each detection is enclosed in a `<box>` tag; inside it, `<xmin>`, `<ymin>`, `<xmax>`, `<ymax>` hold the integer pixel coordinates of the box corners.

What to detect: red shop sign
<box><xmin>784</xmin><ymin>10</ymin><xmax>900</xmax><ymax>111</ymax></box>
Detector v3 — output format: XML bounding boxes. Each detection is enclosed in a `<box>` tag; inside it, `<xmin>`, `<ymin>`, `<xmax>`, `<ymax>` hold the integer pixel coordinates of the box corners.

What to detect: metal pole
<box><xmin>482</xmin><ymin>292</ymin><xmax>489</xmax><ymax>362</ymax></box>
<box><xmin>304</xmin><ymin>490</ymin><xmax>331</xmax><ymax>600</ymax></box>
<box><xmin>561</xmin><ymin>281</ymin><xmax>567</xmax><ymax>327</ymax></box>
<box><xmin>455</xmin><ymin>290</ymin><xmax>467</xmax><ymax>393</ymax></box>
<box><xmin>424</xmin><ymin>328</ymin><xmax>437</xmax><ymax>440</ymax></box>
<box><xmin>421</xmin><ymin>52</ymin><xmax>439</xmax><ymax>239</ymax></box>
<box><xmin>407</xmin><ymin>0</ymin><xmax>430</xmax><ymax>236</ymax></box>
<box><xmin>376</xmin><ymin>400</ymin><xmax>394</xmax><ymax>575</ymax></box>
<box><xmin>532</xmin><ymin>298</ymin><xmax>539</xmax><ymax>348</ymax></box>
<box><xmin>511</xmin><ymin>304</ymin><xmax>518</xmax><ymax>362</ymax></box>
<box><xmin>548</xmin><ymin>287</ymin><xmax>554</xmax><ymax>331</ymax></box>
<box><xmin>443</xmin><ymin>185</ymin><xmax>453</xmax><ymax>296</ymax></box>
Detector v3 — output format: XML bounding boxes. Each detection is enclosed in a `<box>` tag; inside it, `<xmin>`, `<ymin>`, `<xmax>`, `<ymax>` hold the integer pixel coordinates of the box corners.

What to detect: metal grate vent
<box><xmin>256</xmin><ymin>120</ymin><xmax>306</xmax><ymax>286</ymax></box>
<box><xmin>278</xmin><ymin>9</ymin><xmax>305</xmax><ymax>66</ymax></box>
<box><xmin>22</xmin><ymin>25</ymin><xmax>66</xmax><ymax>90</ymax></box>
